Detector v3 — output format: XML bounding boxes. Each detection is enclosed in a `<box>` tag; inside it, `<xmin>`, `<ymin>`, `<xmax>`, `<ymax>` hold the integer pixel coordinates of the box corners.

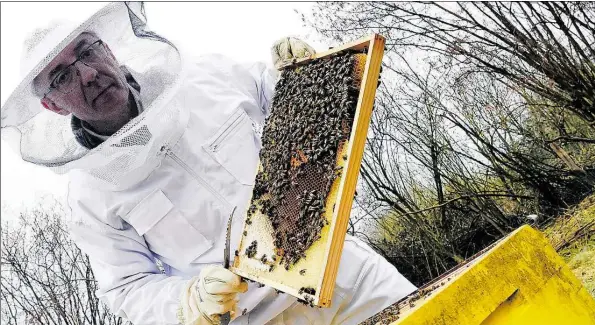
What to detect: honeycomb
<box><xmin>244</xmin><ymin>51</ymin><xmax>367</xmax><ymax>271</ymax></box>
<box><xmin>234</xmin><ymin>47</ymin><xmax>372</xmax><ymax>306</ymax></box>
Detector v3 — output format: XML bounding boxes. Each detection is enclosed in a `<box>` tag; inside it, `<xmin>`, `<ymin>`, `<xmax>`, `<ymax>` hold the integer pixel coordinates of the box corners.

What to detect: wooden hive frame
<box><xmin>231</xmin><ymin>34</ymin><xmax>386</xmax><ymax>307</ymax></box>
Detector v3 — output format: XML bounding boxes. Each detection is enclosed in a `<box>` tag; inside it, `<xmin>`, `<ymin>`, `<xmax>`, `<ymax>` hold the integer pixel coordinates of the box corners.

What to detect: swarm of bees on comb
<box><xmin>234</xmin><ymin>39</ymin><xmax>379</xmax><ymax>307</ymax></box>
<box><xmin>246</xmin><ymin>50</ymin><xmax>365</xmax><ymax>269</ymax></box>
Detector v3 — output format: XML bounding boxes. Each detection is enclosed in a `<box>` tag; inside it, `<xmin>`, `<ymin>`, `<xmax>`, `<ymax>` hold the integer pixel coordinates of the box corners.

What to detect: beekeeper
<box><xmin>1</xmin><ymin>2</ymin><xmax>416</xmax><ymax>324</ymax></box>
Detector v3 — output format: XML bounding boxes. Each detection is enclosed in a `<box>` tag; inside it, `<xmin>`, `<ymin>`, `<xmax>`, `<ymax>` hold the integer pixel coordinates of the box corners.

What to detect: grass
<box><xmin>542</xmin><ymin>194</ymin><xmax>595</xmax><ymax>298</ymax></box>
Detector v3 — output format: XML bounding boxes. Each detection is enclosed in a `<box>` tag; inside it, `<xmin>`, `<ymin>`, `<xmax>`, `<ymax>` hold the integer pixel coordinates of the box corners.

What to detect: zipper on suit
<box><xmin>210</xmin><ymin>112</ymin><xmax>244</xmax><ymax>152</ymax></box>
<box><xmin>160</xmin><ymin>146</ymin><xmax>233</xmax><ymax>210</ymax></box>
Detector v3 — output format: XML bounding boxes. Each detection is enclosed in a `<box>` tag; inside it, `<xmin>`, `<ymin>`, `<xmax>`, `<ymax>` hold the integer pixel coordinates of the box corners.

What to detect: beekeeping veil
<box><xmin>1</xmin><ymin>2</ymin><xmax>185</xmax><ymax>191</ymax></box>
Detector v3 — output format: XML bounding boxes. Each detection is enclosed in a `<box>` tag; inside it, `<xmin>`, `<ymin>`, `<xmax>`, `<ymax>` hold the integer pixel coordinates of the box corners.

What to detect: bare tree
<box><xmin>303</xmin><ymin>1</ymin><xmax>595</xmax><ymax>285</ymax></box>
<box><xmin>357</xmin><ymin>59</ymin><xmax>540</xmax><ymax>283</ymax></box>
<box><xmin>1</xmin><ymin>202</ymin><xmax>131</xmax><ymax>325</ymax></box>
<box><xmin>307</xmin><ymin>2</ymin><xmax>595</xmax><ymax>124</ymax></box>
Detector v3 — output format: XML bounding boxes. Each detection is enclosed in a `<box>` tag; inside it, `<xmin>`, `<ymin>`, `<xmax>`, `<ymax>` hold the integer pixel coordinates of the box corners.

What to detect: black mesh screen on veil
<box><xmin>0</xmin><ymin>2</ymin><xmax>184</xmax><ymax>191</ymax></box>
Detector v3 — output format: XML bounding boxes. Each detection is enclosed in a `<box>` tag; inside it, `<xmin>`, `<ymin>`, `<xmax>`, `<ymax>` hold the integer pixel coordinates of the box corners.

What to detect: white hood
<box><xmin>1</xmin><ymin>2</ymin><xmax>185</xmax><ymax>190</ymax></box>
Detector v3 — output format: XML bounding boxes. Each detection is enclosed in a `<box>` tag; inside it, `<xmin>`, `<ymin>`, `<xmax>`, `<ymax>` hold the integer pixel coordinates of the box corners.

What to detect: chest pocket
<box><xmin>125</xmin><ymin>189</ymin><xmax>213</xmax><ymax>265</ymax></box>
<box><xmin>203</xmin><ymin>108</ymin><xmax>259</xmax><ymax>186</ymax></box>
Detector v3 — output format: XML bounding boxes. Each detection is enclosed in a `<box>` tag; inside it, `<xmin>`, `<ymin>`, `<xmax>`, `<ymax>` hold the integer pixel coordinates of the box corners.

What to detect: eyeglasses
<box><xmin>44</xmin><ymin>40</ymin><xmax>108</xmax><ymax>96</ymax></box>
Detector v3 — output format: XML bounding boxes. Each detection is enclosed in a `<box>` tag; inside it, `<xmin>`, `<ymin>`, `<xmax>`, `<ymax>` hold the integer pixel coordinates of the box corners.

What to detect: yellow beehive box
<box><xmin>364</xmin><ymin>225</ymin><xmax>595</xmax><ymax>325</ymax></box>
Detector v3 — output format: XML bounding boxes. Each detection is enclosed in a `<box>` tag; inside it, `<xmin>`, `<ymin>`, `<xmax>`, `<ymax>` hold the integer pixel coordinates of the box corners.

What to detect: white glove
<box><xmin>178</xmin><ymin>265</ymin><xmax>248</xmax><ymax>325</ymax></box>
<box><xmin>271</xmin><ymin>37</ymin><xmax>316</xmax><ymax>70</ymax></box>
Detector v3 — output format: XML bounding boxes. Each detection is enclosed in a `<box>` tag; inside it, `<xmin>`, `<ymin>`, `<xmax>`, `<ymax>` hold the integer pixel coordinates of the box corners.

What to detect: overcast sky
<box><xmin>1</xmin><ymin>2</ymin><xmax>324</xmax><ymax>220</ymax></box>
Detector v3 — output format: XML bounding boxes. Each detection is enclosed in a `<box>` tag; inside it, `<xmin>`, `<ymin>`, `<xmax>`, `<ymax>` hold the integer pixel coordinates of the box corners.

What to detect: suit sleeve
<box><xmin>197</xmin><ymin>53</ymin><xmax>278</xmax><ymax>125</ymax></box>
<box><xmin>239</xmin><ymin>61</ymin><xmax>278</xmax><ymax>123</ymax></box>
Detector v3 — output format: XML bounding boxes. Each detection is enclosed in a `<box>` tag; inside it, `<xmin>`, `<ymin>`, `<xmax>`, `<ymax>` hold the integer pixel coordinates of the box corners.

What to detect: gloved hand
<box><xmin>177</xmin><ymin>265</ymin><xmax>248</xmax><ymax>325</ymax></box>
<box><xmin>271</xmin><ymin>37</ymin><xmax>316</xmax><ymax>70</ymax></box>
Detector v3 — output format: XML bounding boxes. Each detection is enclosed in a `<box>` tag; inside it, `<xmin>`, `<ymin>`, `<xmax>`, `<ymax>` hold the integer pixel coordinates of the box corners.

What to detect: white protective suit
<box><xmin>0</xmin><ymin>2</ymin><xmax>416</xmax><ymax>324</ymax></box>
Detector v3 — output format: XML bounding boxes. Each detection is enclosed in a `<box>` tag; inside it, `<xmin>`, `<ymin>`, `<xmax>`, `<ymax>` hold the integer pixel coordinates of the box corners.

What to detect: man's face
<box><xmin>34</xmin><ymin>33</ymin><xmax>129</xmax><ymax>124</ymax></box>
